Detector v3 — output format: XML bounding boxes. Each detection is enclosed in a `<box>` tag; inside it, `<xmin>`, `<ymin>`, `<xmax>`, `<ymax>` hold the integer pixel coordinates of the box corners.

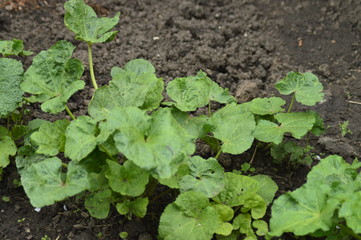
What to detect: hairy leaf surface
<box><xmin>65</xmin><ymin>116</ymin><xmax>98</xmax><ymax>161</ymax></box>
<box><xmin>166</xmin><ymin>71</ymin><xmax>235</xmax><ymax>111</ymax></box>
<box><xmin>211</xmin><ymin>104</ymin><xmax>255</xmax><ymax>154</ymax></box>
<box><xmin>159</xmin><ymin>191</ymin><xmax>219</xmax><ymax>240</ymax></box>
<box><xmin>31</xmin><ymin>119</ymin><xmax>70</xmax><ymax>156</ymax></box>
<box><xmin>64</xmin><ymin>0</ymin><xmax>120</xmax><ymax>43</ymax></box>
<box><xmin>113</xmin><ymin>107</ymin><xmax>195</xmax><ymax>179</ymax></box>
<box><xmin>106</xmin><ymin>160</ymin><xmax>149</xmax><ymax>197</ymax></box>
<box><xmin>275</xmin><ymin>72</ymin><xmax>324</xmax><ymax>106</ymax></box>
<box><xmin>0</xmin><ymin>58</ymin><xmax>24</xmax><ymax>117</ymax></box>
<box><xmin>20</xmin><ymin>158</ymin><xmax>90</xmax><ymax>207</ymax></box>
<box><xmin>88</xmin><ymin>59</ymin><xmax>163</xmax><ymax>120</ymax></box>
<box><xmin>254</xmin><ymin>112</ymin><xmax>315</xmax><ymax>144</ymax></box>
<box><xmin>21</xmin><ymin>40</ymin><xmax>84</xmax><ymax>113</ymax></box>
<box><xmin>179</xmin><ymin>156</ymin><xmax>224</xmax><ymax>197</ymax></box>
<box><xmin>0</xmin><ymin>39</ymin><xmax>32</xmax><ymax>56</ymax></box>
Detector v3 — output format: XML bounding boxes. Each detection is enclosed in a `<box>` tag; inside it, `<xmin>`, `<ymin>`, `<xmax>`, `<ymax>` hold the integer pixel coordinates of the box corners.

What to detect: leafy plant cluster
<box><xmin>0</xmin><ymin>0</ymin><xmax>360</xmax><ymax>239</ymax></box>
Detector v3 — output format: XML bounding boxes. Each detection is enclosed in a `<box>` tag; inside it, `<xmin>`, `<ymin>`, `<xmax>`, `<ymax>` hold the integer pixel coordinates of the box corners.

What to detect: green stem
<box><xmin>65</xmin><ymin>105</ymin><xmax>76</xmax><ymax>120</ymax></box>
<box><xmin>215</xmin><ymin>148</ymin><xmax>222</xmax><ymax>159</ymax></box>
<box><xmin>208</xmin><ymin>102</ymin><xmax>212</xmax><ymax>117</ymax></box>
<box><xmin>287</xmin><ymin>93</ymin><xmax>296</xmax><ymax>113</ymax></box>
<box><xmin>249</xmin><ymin>144</ymin><xmax>258</xmax><ymax>164</ymax></box>
<box><xmin>87</xmin><ymin>43</ymin><xmax>98</xmax><ymax>90</ymax></box>
<box><xmin>62</xmin><ymin>162</ymin><xmax>68</xmax><ymax>168</ymax></box>
<box><xmin>339</xmin><ymin>224</ymin><xmax>361</xmax><ymax>240</ymax></box>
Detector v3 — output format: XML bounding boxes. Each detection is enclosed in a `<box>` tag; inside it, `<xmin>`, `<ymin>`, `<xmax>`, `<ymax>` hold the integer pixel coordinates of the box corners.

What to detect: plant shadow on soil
<box><xmin>0</xmin><ymin>0</ymin><xmax>360</xmax><ymax>239</ymax></box>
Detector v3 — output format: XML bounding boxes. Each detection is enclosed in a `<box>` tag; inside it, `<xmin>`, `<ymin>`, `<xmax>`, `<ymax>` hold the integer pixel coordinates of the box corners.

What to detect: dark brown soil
<box><xmin>0</xmin><ymin>0</ymin><xmax>360</xmax><ymax>239</ymax></box>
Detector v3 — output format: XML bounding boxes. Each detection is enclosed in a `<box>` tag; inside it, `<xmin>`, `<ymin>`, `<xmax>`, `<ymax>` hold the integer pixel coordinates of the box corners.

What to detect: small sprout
<box><xmin>2</xmin><ymin>196</ymin><xmax>10</xmax><ymax>202</ymax></box>
<box><xmin>240</xmin><ymin>163</ymin><xmax>256</xmax><ymax>173</ymax></box>
<box><xmin>339</xmin><ymin>121</ymin><xmax>352</xmax><ymax>137</ymax></box>
<box><xmin>119</xmin><ymin>231</ymin><xmax>128</xmax><ymax>239</ymax></box>
<box><xmin>17</xmin><ymin>218</ymin><xmax>26</xmax><ymax>223</ymax></box>
<box><xmin>41</xmin><ymin>235</ymin><xmax>51</xmax><ymax>240</ymax></box>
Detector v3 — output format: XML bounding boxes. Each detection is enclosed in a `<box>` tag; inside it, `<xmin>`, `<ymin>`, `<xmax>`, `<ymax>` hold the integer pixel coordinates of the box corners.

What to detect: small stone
<box><xmin>5</xmin><ymin>5</ymin><xmax>13</xmax><ymax>11</ymax></box>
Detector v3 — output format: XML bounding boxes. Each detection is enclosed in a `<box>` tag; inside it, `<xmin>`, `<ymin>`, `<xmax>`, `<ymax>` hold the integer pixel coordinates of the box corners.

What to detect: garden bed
<box><xmin>0</xmin><ymin>0</ymin><xmax>360</xmax><ymax>239</ymax></box>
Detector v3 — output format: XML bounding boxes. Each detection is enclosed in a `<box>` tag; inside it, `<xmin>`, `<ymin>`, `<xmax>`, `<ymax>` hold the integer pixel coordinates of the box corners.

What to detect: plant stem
<box><xmin>339</xmin><ymin>224</ymin><xmax>361</xmax><ymax>240</ymax></box>
<box><xmin>215</xmin><ymin>148</ymin><xmax>222</xmax><ymax>159</ymax></box>
<box><xmin>249</xmin><ymin>144</ymin><xmax>258</xmax><ymax>164</ymax></box>
<box><xmin>287</xmin><ymin>93</ymin><xmax>296</xmax><ymax>113</ymax></box>
<box><xmin>87</xmin><ymin>43</ymin><xmax>98</xmax><ymax>90</ymax></box>
<box><xmin>65</xmin><ymin>105</ymin><xmax>76</xmax><ymax>120</ymax></box>
<box><xmin>62</xmin><ymin>162</ymin><xmax>68</xmax><ymax>168</ymax></box>
<box><xmin>208</xmin><ymin>102</ymin><xmax>212</xmax><ymax>117</ymax></box>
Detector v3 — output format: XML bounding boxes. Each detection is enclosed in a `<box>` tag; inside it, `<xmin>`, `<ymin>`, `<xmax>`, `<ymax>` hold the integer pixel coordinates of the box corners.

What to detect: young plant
<box><xmin>268</xmin><ymin>155</ymin><xmax>361</xmax><ymax>240</ymax></box>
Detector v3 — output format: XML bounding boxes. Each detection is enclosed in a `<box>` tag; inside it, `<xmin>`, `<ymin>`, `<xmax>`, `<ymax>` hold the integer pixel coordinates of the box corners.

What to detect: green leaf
<box><xmin>21</xmin><ymin>40</ymin><xmax>84</xmax><ymax>114</ymax></box>
<box><xmin>84</xmin><ymin>188</ymin><xmax>112</xmax><ymax>219</ymax></box>
<box><xmin>249</xmin><ymin>97</ymin><xmax>285</xmax><ymax>115</ymax></box>
<box><xmin>211</xmin><ymin>103</ymin><xmax>255</xmax><ymax>154</ymax></box>
<box><xmin>212</xmin><ymin>204</ymin><xmax>234</xmax><ymax>236</ymax></box>
<box><xmin>0</xmin><ymin>39</ymin><xmax>33</xmax><ymax>57</ymax></box>
<box><xmin>158</xmin><ymin>191</ymin><xmax>219</xmax><ymax>240</ymax></box>
<box><xmin>251</xmin><ymin>175</ymin><xmax>278</xmax><ymax>205</ymax></box>
<box><xmin>0</xmin><ymin>58</ymin><xmax>24</xmax><ymax>117</ymax></box>
<box><xmin>275</xmin><ymin>72</ymin><xmax>324</xmax><ymax>106</ymax></box>
<box><xmin>270</xmin><ymin>141</ymin><xmax>304</xmax><ymax>164</ymax></box>
<box><xmin>166</xmin><ymin>71</ymin><xmax>235</xmax><ymax>111</ymax></box>
<box><xmin>113</xmin><ymin>107</ymin><xmax>195</xmax><ymax>179</ymax></box>
<box><xmin>171</xmin><ymin>108</ymin><xmax>211</xmax><ymax>139</ymax></box>
<box><xmin>0</xmin><ymin>134</ymin><xmax>17</xmax><ymax>168</ymax></box>
<box><xmin>116</xmin><ymin>197</ymin><xmax>149</xmax><ymax>218</ymax></box>
<box><xmin>252</xmin><ymin>220</ymin><xmax>268</xmax><ymax>236</ymax></box>
<box><xmin>179</xmin><ymin>156</ymin><xmax>224</xmax><ymax>197</ymax></box>
<box><xmin>64</xmin><ymin>0</ymin><xmax>120</xmax><ymax>44</ymax></box>
<box><xmin>106</xmin><ymin>160</ymin><xmax>149</xmax><ymax>197</ymax></box>
<box><xmin>157</xmin><ymin>163</ymin><xmax>190</xmax><ymax>189</ymax></box>
<box><xmin>213</xmin><ymin>172</ymin><xmax>259</xmax><ymax>207</ymax></box>
<box><xmin>88</xmin><ymin>59</ymin><xmax>163</xmax><ymax>121</ymax></box>
<box><xmin>9</xmin><ymin>125</ymin><xmax>29</xmax><ymax>141</ymax></box>
<box><xmin>338</xmin><ymin>191</ymin><xmax>361</xmax><ymax>233</ymax></box>
<box><xmin>31</xmin><ymin>119</ymin><xmax>70</xmax><ymax>156</ymax></box>
<box><xmin>254</xmin><ymin>112</ymin><xmax>316</xmax><ymax>144</ymax></box>
<box><xmin>233</xmin><ymin>213</ymin><xmax>256</xmax><ymax>239</ymax></box>
<box><xmin>242</xmin><ymin>194</ymin><xmax>267</xmax><ymax>219</ymax></box>
<box><xmin>269</xmin><ymin>184</ymin><xmax>339</xmax><ymax>237</ymax></box>
<box><xmin>309</xmin><ymin>111</ymin><xmax>325</xmax><ymax>136</ymax></box>
<box><xmin>20</xmin><ymin>158</ymin><xmax>90</xmax><ymax>207</ymax></box>
<box><xmin>65</xmin><ymin>116</ymin><xmax>98</xmax><ymax>161</ymax></box>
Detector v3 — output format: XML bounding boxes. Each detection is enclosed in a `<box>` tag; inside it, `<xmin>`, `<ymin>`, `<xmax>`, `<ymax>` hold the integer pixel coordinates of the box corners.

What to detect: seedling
<box><xmin>339</xmin><ymin>120</ymin><xmax>352</xmax><ymax>137</ymax></box>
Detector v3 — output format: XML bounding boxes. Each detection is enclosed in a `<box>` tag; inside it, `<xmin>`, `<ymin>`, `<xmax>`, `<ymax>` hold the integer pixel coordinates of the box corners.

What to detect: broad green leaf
<box><xmin>65</xmin><ymin>116</ymin><xmax>98</xmax><ymax>161</ymax></box>
<box><xmin>21</xmin><ymin>40</ymin><xmax>84</xmax><ymax>114</ymax></box>
<box><xmin>171</xmin><ymin>108</ymin><xmax>211</xmax><ymax>139</ymax></box>
<box><xmin>275</xmin><ymin>72</ymin><xmax>324</xmax><ymax>106</ymax></box>
<box><xmin>249</xmin><ymin>97</ymin><xmax>285</xmax><ymax>115</ymax></box>
<box><xmin>116</xmin><ymin>197</ymin><xmax>149</xmax><ymax>218</ymax></box>
<box><xmin>211</xmin><ymin>103</ymin><xmax>255</xmax><ymax>154</ymax></box>
<box><xmin>251</xmin><ymin>175</ymin><xmax>278</xmax><ymax>205</ymax></box>
<box><xmin>233</xmin><ymin>213</ymin><xmax>256</xmax><ymax>239</ymax></box>
<box><xmin>0</xmin><ymin>58</ymin><xmax>24</xmax><ymax>117</ymax></box>
<box><xmin>84</xmin><ymin>188</ymin><xmax>112</xmax><ymax>219</ymax></box>
<box><xmin>9</xmin><ymin>125</ymin><xmax>29</xmax><ymax>141</ymax></box>
<box><xmin>0</xmin><ymin>39</ymin><xmax>32</xmax><ymax>57</ymax></box>
<box><xmin>106</xmin><ymin>160</ymin><xmax>149</xmax><ymax>197</ymax></box>
<box><xmin>159</xmin><ymin>191</ymin><xmax>219</xmax><ymax>240</ymax></box>
<box><xmin>254</xmin><ymin>112</ymin><xmax>316</xmax><ymax>144</ymax></box>
<box><xmin>179</xmin><ymin>156</ymin><xmax>224</xmax><ymax>197</ymax></box>
<box><xmin>252</xmin><ymin>220</ymin><xmax>268</xmax><ymax>236</ymax></box>
<box><xmin>88</xmin><ymin>59</ymin><xmax>163</xmax><ymax>120</ymax></box>
<box><xmin>338</xmin><ymin>191</ymin><xmax>361</xmax><ymax>233</ymax></box>
<box><xmin>20</xmin><ymin>158</ymin><xmax>90</xmax><ymax>207</ymax></box>
<box><xmin>31</xmin><ymin>119</ymin><xmax>70</xmax><ymax>156</ymax></box>
<box><xmin>270</xmin><ymin>141</ymin><xmax>304</xmax><ymax>164</ymax></box>
<box><xmin>157</xmin><ymin>164</ymin><xmax>190</xmax><ymax>189</ymax></box>
<box><xmin>213</xmin><ymin>172</ymin><xmax>259</xmax><ymax>207</ymax></box>
<box><xmin>307</xmin><ymin>155</ymin><xmax>358</xmax><ymax>185</ymax></box>
<box><xmin>166</xmin><ymin>71</ymin><xmax>235</xmax><ymax>111</ymax></box>
<box><xmin>242</xmin><ymin>194</ymin><xmax>267</xmax><ymax>219</ymax></box>
<box><xmin>0</xmin><ymin>134</ymin><xmax>17</xmax><ymax>168</ymax></box>
<box><xmin>309</xmin><ymin>111</ymin><xmax>325</xmax><ymax>136</ymax></box>
<box><xmin>269</xmin><ymin>184</ymin><xmax>339</xmax><ymax>237</ymax></box>
<box><xmin>212</xmin><ymin>204</ymin><xmax>234</xmax><ymax>236</ymax></box>
<box><xmin>114</xmin><ymin>107</ymin><xmax>195</xmax><ymax>179</ymax></box>
<box><xmin>64</xmin><ymin>0</ymin><xmax>120</xmax><ymax>44</ymax></box>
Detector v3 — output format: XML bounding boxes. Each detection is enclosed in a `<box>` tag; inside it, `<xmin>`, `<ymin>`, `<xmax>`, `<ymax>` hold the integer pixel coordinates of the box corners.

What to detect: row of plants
<box><xmin>0</xmin><ymin>0</ymin><xmax>360</xmax><ymax>239</ymax></box>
